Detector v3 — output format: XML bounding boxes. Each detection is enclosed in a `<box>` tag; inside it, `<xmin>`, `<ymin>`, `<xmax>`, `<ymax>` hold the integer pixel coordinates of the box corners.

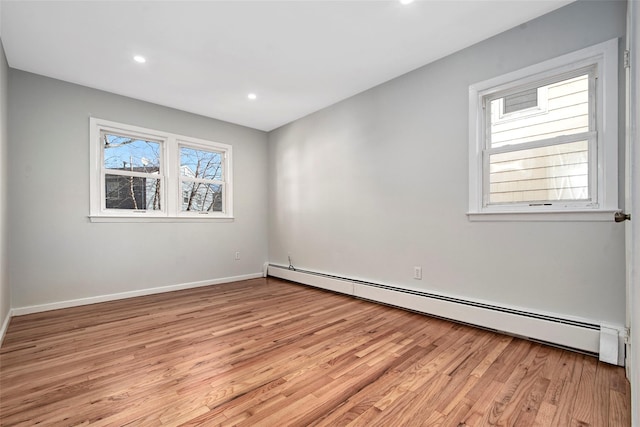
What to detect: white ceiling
<box><xmin>1</xmin><ymin>0</ymin><xmax>573</xmax><ymax>132</ymax></box>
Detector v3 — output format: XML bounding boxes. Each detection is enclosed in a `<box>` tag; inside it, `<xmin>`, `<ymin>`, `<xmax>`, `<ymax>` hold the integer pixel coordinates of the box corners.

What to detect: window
<box><xmin>468</xmin><ymin>38</ymin><xmax>618</xmax><ymax>221</ymax></box>
<box><xmin>90</xmin><ymin>119</ymin><xmax>233</xmax><ymax>221</ymax></box>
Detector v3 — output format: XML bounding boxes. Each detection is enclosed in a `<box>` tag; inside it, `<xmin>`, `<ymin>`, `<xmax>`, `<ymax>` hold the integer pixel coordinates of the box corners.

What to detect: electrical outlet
<box><xmin>413</xmin><ymin>266</ymin><xmax>422</xmax><ymax>280</ymax></box>
<box><xmin>235</xmin><ymin>251</ymin><xmax>240</xmax><ymax>261</ymax></box>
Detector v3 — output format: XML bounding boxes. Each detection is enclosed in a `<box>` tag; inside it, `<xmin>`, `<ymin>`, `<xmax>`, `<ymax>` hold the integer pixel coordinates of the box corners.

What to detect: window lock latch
<box><xmin>614</xmin><ymin>211</ymin><xmax>630</xmax><ymax>222</ymax></box>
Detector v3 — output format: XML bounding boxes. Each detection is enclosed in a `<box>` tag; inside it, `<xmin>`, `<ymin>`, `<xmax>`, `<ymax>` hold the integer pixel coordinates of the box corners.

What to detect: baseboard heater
<box><xmin>267</xmin><ymin>264</ymin><xmax>625</xmax><ymax>366</ymax></box>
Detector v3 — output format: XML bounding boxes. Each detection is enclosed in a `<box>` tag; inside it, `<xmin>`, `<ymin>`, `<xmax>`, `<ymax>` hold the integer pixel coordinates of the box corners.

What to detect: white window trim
<box><xmin>468</xmin><ymin>38</ymin><xmax>619</xmax><ymax>221</ymax></box>
<box><xmin>89</xmin><ymin>118</ymin><xmax>233</xmax><ymax>222</ymax></box>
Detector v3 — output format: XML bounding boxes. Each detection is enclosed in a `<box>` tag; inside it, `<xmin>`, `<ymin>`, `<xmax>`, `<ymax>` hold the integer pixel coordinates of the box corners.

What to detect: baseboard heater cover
<box><xmin>267</xmin><ymin>264</ymin><xmax>625</xmax><ymax>365</ymax></box>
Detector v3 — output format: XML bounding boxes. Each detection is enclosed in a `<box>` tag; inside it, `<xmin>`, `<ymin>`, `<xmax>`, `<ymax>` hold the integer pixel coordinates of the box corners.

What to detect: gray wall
<box><xmin>0</xmin><ymin>38</ymin><xmax>9</xmax><ymax>327</ymax></box>
<box><xmin>268</xmin><ymin>0</ymin><xmax>627</xmax><ymax>325</ymax></box>
<box><xmin>8</xmin><ymin>71</ymin><xmax>269</xmax><ymax>309</ymax></box>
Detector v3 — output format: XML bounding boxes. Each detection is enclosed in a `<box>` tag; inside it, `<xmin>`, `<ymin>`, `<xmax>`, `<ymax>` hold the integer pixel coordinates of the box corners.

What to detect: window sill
<box><xmin>89</xmin><ymin>215</ymin><xmax>235</xmax><ymax>223</ymax></box>
<box><xmin>466</xmin><ymin>210</ymin><xmax>618</xmax><ymax>222</ymax></box>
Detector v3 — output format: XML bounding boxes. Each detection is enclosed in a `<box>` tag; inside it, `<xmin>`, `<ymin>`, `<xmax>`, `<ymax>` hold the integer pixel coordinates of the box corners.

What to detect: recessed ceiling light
<box><xmin>399</xmin><ymin>0</ymin><xmax>414</xmax><ymax>4</ymax></box>
<box><xmin>248</xmin><ymin>93</ymin><xmax>257</xmax><ymax>100</ymax></box>
<box><xmin>133</xmin><ymin>55</ymin><xmax>146</xmax><ymax>64</ymax></box>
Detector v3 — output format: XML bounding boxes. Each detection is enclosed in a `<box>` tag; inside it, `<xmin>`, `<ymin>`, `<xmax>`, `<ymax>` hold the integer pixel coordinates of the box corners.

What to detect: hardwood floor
<box><xmin>0</xmin><ymin>278</ymin><xmax>631</xmax><ymax>426</ymax></box>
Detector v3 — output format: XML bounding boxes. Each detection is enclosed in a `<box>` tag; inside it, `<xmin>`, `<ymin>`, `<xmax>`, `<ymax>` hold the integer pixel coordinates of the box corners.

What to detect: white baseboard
<box><xmin>11</xmin><ymin>273</ymin><xmax>263</xmax><ymax>317</ymax></box>
<box><xmin>268</xmin><ymin>265</ymin><xmax>626</xmax><ymax>365</ymax></box>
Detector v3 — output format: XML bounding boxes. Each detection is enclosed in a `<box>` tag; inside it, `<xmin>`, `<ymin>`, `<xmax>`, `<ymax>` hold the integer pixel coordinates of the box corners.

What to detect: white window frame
<box><xmin>468</xmin><ymin>38</ymin><xmax>619</xmax><ymax>221</ymax></box>
<box><xmin>90</xmin><ymin>118</ymin><xmax>233</xmax><ymax>222</ymax></box>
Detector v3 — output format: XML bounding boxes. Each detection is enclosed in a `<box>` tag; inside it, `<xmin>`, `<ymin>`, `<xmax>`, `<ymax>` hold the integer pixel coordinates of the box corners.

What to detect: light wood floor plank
<box><xmin>0</xmin><ymin>277</ymin><xmax>631</xmax><ymax>426</ymax></box>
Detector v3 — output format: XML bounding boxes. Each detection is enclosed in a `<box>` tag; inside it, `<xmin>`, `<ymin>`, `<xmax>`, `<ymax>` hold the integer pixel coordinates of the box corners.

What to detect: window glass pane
<box><xmin>503</xmin><ymin>88</ymin><xmax>538</xmax><ymax>114</ymax></box>
<box><xmin>488</xmin><ymin>140</ymin><xmax>588</xmax><ymax>204</ymax></box>
<box><xmin>103</xmin><ymin>134</ymin><xmax>161</xmax><ymax>173</ymax></box>
<box><xmin>180</xmin><ymin>146</ymin><xmax>222</xmax><ymax>180</ymax></box>
<box><xmin>105</xmin><ymin>174</ymin><xmax>161</xmax><ymax>210</ymax></box>
<box><xmin>490</xmin><ymin>74</ymin><xmax>589</xmax><ymax>148</ymax></box>
<box><xmin>182</xmin><ymin>181</ymin><xmax>222</xmax><ymax>212</ymax></box>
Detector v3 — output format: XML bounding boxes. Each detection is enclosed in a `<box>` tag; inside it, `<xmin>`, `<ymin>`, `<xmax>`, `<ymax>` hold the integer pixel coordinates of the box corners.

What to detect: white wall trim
<box><xmin>627</xmin><ymin>1</ymin><xmax>640</xmax><ymax>425</ymax></box>
<box><xmin>11</xmin><ymin>273</ymin><xmax>263</xmax><ymax>316</ymax></box>
<box><xmin>467</xmin><ymin>210</ymin><xmax>617</xmax><ymax>222</ymax></box>
<box><xmin>0</xmin><ymin>309</ymin><xmax>11</xmax><ymax>347</ymax></box>
<box><xmin>269</xmin><ymin>265</ymin><xmax>626</xmax><ymax>365</ymax></box>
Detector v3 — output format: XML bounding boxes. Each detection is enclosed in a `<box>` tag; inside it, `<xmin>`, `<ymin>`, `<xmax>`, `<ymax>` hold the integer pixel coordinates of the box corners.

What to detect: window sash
<box><xmin>484</xmin><ymin>67</ymin><xmax>595</xmax><ymax>148</ymax></box>
<box><xmin>180</xmin><ymin>176</ymin><xmax>224</xmax><ymax>185</ymax></box>
<box><xmin>100</xmin><ymin>129</ymin><xmax>166</xmax><ymax>214</ymax></box>
<box><xmin>102</xmin><ymin>168</ymin><xmax>161</xmax><ymax>180</ymax></box>
<box><xmin>482</xmin><ymin>132</ymin><xmax>597</xmax><ymax>208</ymax></box>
